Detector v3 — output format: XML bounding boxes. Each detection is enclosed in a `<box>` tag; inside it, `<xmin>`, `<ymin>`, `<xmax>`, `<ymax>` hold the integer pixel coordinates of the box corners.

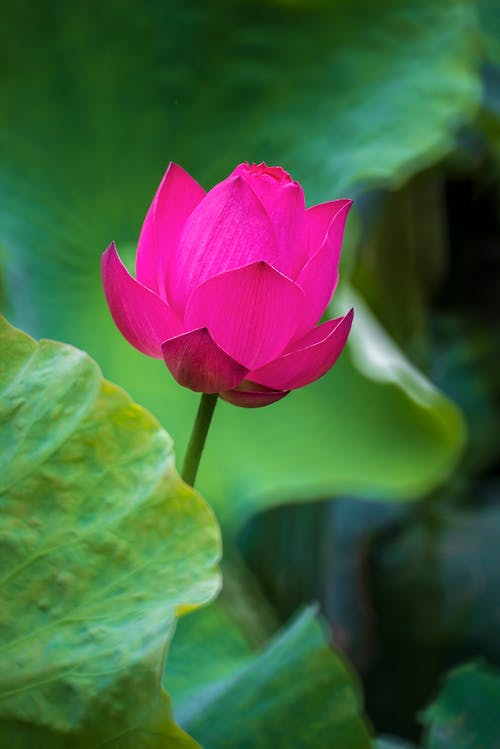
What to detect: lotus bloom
<box><xmin>102</xmin><ymin>162</ymin><xmax>353</xmax><ymax>407</ymax></box>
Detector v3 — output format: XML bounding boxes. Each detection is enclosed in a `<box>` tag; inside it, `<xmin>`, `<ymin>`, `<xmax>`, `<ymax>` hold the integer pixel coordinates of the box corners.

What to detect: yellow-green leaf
<box><xmin>0</xmin><ymin>316</ymin><xmax>221</xmax><ymax>748</ymax></box>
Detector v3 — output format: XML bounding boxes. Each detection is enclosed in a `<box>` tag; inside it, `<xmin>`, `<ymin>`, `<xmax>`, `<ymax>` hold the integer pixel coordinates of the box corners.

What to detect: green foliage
<box><xmin>477</xmin><ymin>0</ymin><xmax>500</xmax><ymax>161</ymax></box>
<box><xmin>0</xmin><ymin>316</ymin><xmax>221</xmax><ymax>747</ymax></box>
<box><xmin>478</xmin><ymin>0</ymin><xmax>500</xmax><ymax>65</ymax></box>
<box><xmin>166</xmin><ymin>601</ymin><xmax>254</xmax><ymax>710</ymax></box>
<box><xmin>0</xmin><ymin>0</ymin><xmax>480</xmax><ymax>203</ymax></box>
<box><xmin>170</xmin><ymin>608</ymin><xmax>373</xmax><ymax>749</ymax></box>
<box><xmin>371</xmin><ymin>661</ymin><xmax>500</xmax><ymax>748</ymax></box>
<box><xmin>0</xmin><ymin>316</ymin><xmax>375</xmax><ymax>749</ymax></box>
<box><xmin>421</xmin><ymin>662</ymin><xmax>500</xmax><ymax>748</ymax></box>
<box><xmin>0</xmin><ymin>1</ymin><xmax>492</xmax><ymax>744</ymax></box>
<box><xmin>0</xmin><ymin>0</ymin><xmax>472</xmax><ymax>529</ymax></box>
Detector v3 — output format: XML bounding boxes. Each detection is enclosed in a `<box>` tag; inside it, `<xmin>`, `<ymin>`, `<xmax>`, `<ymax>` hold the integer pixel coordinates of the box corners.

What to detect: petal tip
<box><xmin>340</xmin><ymin>199</ymin><xmax>353</xmax><ymax>216</ymax></box>
<box><xmin>102</xmin><ymin>240</ymin><xmax>117</xmax><ymax>260</ymax></box>
<box><xmin>101</xmin><ymin>242</ymin><xmax>122</xmax><ymax>278</ymax></box>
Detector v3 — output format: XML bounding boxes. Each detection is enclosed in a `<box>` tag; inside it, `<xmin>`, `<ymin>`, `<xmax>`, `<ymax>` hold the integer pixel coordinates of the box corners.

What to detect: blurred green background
<box><xmin>1</xmin><ymin>0</ymin><xmax>499</xmax><ymax>746</ymax></box>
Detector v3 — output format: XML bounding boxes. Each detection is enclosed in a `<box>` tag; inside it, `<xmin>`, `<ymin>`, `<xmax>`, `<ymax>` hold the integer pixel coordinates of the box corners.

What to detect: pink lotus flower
<box><xmin>102</xmin><ymin>162</ymin><xmax>353</xmax><ymax>407</ymax></box>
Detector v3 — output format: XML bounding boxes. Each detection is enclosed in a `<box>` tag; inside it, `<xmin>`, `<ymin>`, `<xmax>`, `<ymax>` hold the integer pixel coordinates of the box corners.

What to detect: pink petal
<box><xmin>135</xmin><ymin>163</ymin><xmax>206</xmax><ymax>298</ymax></box>
<box><xmin>249</xmin><ymin>309</ymin><xmax>354</xmax><ymax>391</ymax></box>
<box><xmin>162</xmin><ymin>328</ymin><xmax>248</xmax><ymax>393</ymax></box>
<box><xmin>102</xmin><ymin>243</ymin><xmax>182</xmax><ymax>358</ymax></box>
<box><xmin>306</xmin><ymin>199</ymin><xmax>352</xmax><ymax>259</ymax></box>
<box><xmin>231</xmin><ymin>163</ymin><xmax>308</xmax><ymax>277</ymax></box>
<box><xmin>295</xmin><ymin>200</ymin><xmax>352</xmax><ymax>336</ymax></box>
<box><xmin>220</xmin><ymin>382</ymin><xmax>289</xmax><ymax>408</ymax></box>
<box><xmin>168</xmin><ymin>176</ymin><xmax>280</xmax><ymax>313</ymax></box>
<box><xmin>185</xmin><ymin>261</ymin><xmax>304</xmax><ymax>370</ymax></box>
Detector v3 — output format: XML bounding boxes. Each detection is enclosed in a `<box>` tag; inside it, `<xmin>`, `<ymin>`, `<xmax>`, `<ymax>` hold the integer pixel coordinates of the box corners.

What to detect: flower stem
<box><xmin>181</xmin><ymin>393</ymin><xmax>218</xmax><ymax>487</ymax></box>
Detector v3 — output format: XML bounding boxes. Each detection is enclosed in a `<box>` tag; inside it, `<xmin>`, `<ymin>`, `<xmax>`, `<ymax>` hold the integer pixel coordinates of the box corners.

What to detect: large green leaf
<box><xmin>0</xmin><ymin>0</ymin><xmax>473</xmax><ymax>531</ymax></box>
<box><xmin>169</xmin><ymin>607</ymin><xmax>373</xmax><ymax>749</ymax></box>
<box><xmin>0</xmin><ymin>316</ymin><xmax>221</xmax><ymax>747</ymax></box>
<box><xmin>0</xmin><ymin>0</ymin><xmax>480</xmax><ymax>203</ymax></box>
<box><xmin>421</xmin><ymin>662</ymin><xmax>500</xmax><ymax>748</ymax></box>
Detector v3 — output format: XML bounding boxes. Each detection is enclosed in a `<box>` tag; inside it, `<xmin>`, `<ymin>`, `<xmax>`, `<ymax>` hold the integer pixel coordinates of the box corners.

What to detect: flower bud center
<box><xmin>243</xmin><ymin>162</ymin><xmax>293</xmax><ymax>185</ymax></box>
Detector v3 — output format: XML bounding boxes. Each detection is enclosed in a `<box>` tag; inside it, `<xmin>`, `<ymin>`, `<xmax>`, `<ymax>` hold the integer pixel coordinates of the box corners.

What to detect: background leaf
<box><xmin>421</xmin><ymin>662</ymin><xmax>500</xmax><ymax>748</ymax></box>
<box><xmin>165</xmin><ymin>600</ymin><xmax>254</xmax><ymax>711</ymax></box>
<box><xmin>169</xmin><ymin>608</ymin><xmax>373</xmax><ymax>749</ymax></box>
<box><xmin>0</xmin><ymin>0</ymin><xmax>474</xmax><ymax>531</ymax></box>
<box><xmin>0</xmin><ymin>316</ymin><xmax>221</xmax><ymax>748</ymax></box>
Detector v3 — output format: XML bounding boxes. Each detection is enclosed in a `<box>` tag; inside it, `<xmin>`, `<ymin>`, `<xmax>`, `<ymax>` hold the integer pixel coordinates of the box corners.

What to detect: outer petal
<box><xmin>162</xmin><ymin>328</ymin><xmax>248</xmax><ymax>393</ymax></box>
<box><xmin>102</xmin><ymin>243</ymin><xmax>182</xmax><ymax>358</ymax></box>
<box><xmin>306</xmin><ymin>199</ymin><xmax>352</xmax><ymax>259</ymax></box>
<box><xmin>249</xmin><ymin>309</ymin><xmax>354</xmax><ymax>391</ymax></box>
<box><xmin>185</xmin><ymin>261</ymin><xmax>304</xmax><ymax>370</ymax></box>
<box><xmin>220</xmin><ymin>382</ymin><xmax>289</xmax><ymax>408</ymax></box>
<box><xmin>168</xmin><ymin>176</ymin><xmax>280</xmax><ymax>313</ymax></box>
<box><xmin>135</xmin><ymin>163</ymin><xmax>206</xmax><ymax>298</ymax></box>
<box><xmin>295</xmin><ymin>200</ymin><xmax>352</xmax><ymax>336</ymax></box>
<box><xmin>231</xmin><ymin>164</ymin><xmax>308</xmax><ymax>277</ymax></box>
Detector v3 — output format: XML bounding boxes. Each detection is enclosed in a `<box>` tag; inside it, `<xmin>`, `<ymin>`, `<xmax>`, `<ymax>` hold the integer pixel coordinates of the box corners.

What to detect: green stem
<box><xmin>181</xmin><ymin>393</ymin><xmax>218</xmax><ymax>487</ymax></box>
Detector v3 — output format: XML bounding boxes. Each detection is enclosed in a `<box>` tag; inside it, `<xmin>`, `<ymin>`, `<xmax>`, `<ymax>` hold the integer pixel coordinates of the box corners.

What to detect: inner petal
<box><xmin>185</xmin><ymin>261</ymin><xmax>304</xmax><ymax>370</ymax></box>
<box><xmin>168</xmin><ymin>175</ymin><xmax>280</xmax><ymax>314</ymax></box>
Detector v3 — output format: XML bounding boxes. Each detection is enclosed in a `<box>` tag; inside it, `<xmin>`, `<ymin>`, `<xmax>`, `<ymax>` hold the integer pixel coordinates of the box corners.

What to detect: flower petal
<box><xmin>162</xmin><ymin>328</ymin><xmax>248</xmax><ymax>393</ymax></box>
<box><xmin>295</xmin><ymin>200</ymin><xmax>352</xmax><ymax>336</ymax></box>
<box><xmin>231</xmin><ymin>163</ymin><xmax>308</xmax><ymax>277</ymax></box>
<box><xmin>306</xmin><ymin>199</ymin><xmax>352</xmax><ymax>259</ymax></box>
<box><xmin>135</xmin><ymin>163</ymin><xmax>205</xmax><ymax>298</ymax></box>
<box><xmin>185</xmin><ymin>261</ymin><xmax>304</xmax><ymax>370</ymax></box>
<box><xmin>220</xmin><ymin>382</ymin><xmax>289</xmax><ymax>408</ymax></box>
<box><xmin>249</xmin><ymin>309</ymin><xmax>354</xmax><ymax>391</ymax></box>
<box><xmin>102</xmin><ymin>242</ymin><xmax>182</xmax><ymax>358</ymax></box>
<box><xmin>168</xmin><ymin>175</ymin><xmax>280</xmax><ymax>313</ymax></box>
